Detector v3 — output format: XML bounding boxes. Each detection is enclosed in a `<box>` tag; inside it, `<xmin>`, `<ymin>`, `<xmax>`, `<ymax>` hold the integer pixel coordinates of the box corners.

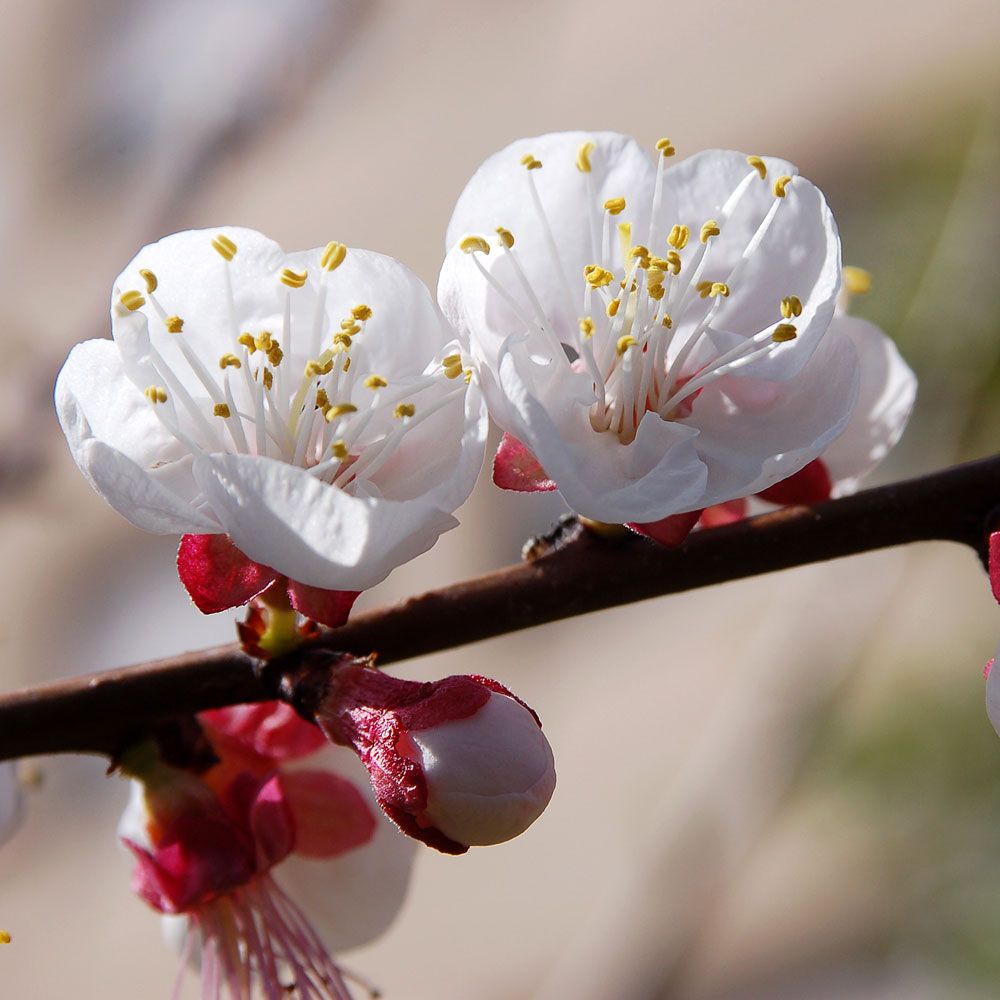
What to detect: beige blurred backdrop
<box><xmin>2</xmin><ymin>1</ymin><xmax>1000</xmax><ymax>997</ymax></box>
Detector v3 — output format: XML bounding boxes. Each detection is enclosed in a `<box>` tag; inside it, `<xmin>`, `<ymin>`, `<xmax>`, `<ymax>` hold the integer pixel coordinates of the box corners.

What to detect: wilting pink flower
<box><xmin>439</xmin><ymin>131</ymin><xmax>862</xmax><ymax>538</ymax></box>
<box><xmin>308</xmin><ymin>654</ymin><xmax>557</xmax><ymax>855</ymax></box>
<box><xmin>119</xmin><ymin>701</ymin><xmax>414</xmax><ymax>999</ymax></box>
<box><xmin>56</xmin><ymin>228</ymin><xmax>487</xmax><ymax>626</ymax></box>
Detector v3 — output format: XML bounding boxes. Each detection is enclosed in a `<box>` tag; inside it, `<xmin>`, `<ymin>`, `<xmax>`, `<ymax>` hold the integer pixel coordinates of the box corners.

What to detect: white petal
<box><xmin>820</xmin><ymin>315</ymin><xmax>916</xmax><ymax>495</ymax></box>
<box><xmin>193</xmin><ymin>454</ymin><xmax>458</xmax><ymax>590</ymax></box>
<box><xmin>55</xmin><ymin>340</ymin><xmax>217</xmax><ymax>534</ymax></box>
<box><xmin>0</xmin><ymin>763</ymin><xmax>24</xmax><ymax>846</ymax></box>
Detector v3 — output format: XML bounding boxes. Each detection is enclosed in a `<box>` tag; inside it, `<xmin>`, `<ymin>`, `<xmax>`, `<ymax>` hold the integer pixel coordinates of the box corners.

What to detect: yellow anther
<box><xmin>496</xmin><ymin>227</ymin><xmax>515</xmax><ymax>250</ymax></box>
<box><xmin>616</xmin><ymin>335</ymin><xmax>637</xmax><ymax>355</ymax></box>
<box><xmin>629</xmin><ymin>245</ymin><xmax>651</xmax><ymax>263</ymax></box>
<box><xmin>139</xmin><ymin>269</ymin><xmax>158</xmax><ymax>294</ymax></box>
<box><xmin>774</xmin><ymin>175</ymin><xmax>793</xmax><ymax>198</ymax></box>
<box><xmin>254</xmin><ymin>331</ymin><xmax>274</xmax><ymax>352</ymax></box>
<box><xmin>747</xmin><ymin>155</ymin><xmax>767</xmax><ymax>180</ymax></box>
<box><xmin>144</xmin><ymin>385</ymin><xmax>168</xmax><ymax>404</ymax></box>
<box><xmin>238</xmin><ymin>333</ymin><xmax>257</xmax><ymax>353</ymax></box>
<box><xmin>647</xmin><ymin>282</ymin><xmax>665</xmax><ymax>301</ymax></box>
<box><xmin>709</xmin><ymin>282</ymin><xmax>730</xmax><ymax>298</ymax></box>
<box><xmin>444</xmin><ymin>365</ymin><xmax>464</xmax><ymax>380</ymax></box>
<box><xmin>666</xmin><ymin>251</ymin><xmax>682</xmax><ymax>275</ymax></box>
<box><xmin>604</xmin><ymin>196</ymin><xmax>626</xmax><ymax>215</ymax></box>
<box><xmin>700</xmin><ymin>219</ymin><xmax>721</xmax><ymax>243</ymax></box>
<box><xmin>266</xmin><ymin>345</ymin><xmax>283</xmax><ymax>367</ymax></box>
<box><xmin>343</xmin><ymin>356</ymin><xmax>352</xmax><ymax>373</ymax></box>
<box><xmin>607</xmin><ymin>298</ymin><xmax>621</xmax><ymax>318</ymax></box>
<box><xmin>326</xmin><ymin>403</ymin><xmax>358</xmax><ymax>422</ymax></box>
<box><xmin>576</xmin><ymin>140</ymin><xmax>596</xmax><ymax>173</ymax></box>
<box><xmin>213</xmin><ymin>403</ymin><xmax>231</xmax><ymax>419</ymax></box>
<box><xmin>520</xmin><ymin>153</ymin><xmax>542</xmax><ymax>170</ymax></box>
<box><xmin>119</xmin><ymin>290</ymin><xmax>145</xmax><ymax>312</ymax></box>
<box><xmin>697</xmin><ymin>281</ymin><xmax>713</xmax><ymax>298</ymax></box>
<box><xmin>320</xmin><ymin>241</ymin><xmax>347</xmax><ymax>271</ymax></box>
<box><xmin>460</xmin><ymin>235</ymin><xmax>491</xmax><ymax>255</ymax></box>
<box><xmin>305</xmin><ymin>358</ymin><xmax>335</xmax><ymax>377</ymax></box>
<box><xmin>772</xmin><ymin>323</ymin><xmax>798</xmax><ymax>342</ymax></box>
<box><xmin>780</xmin><ymin>295</ymin><xmax>803</xmax><ymax>318</ymax></box>
<box><xmin>584</xmin><ymin>264</ymin><xmax>614</xmax><ymax>289</ymax></box>
<box><xmin>463</xmin><ymin>368</ymin><xmax>473</xmax><ymax>384</ymax></box>
<box><xmin>655</xmin><ymin>137</ymin><xmax>676</xmax><ymax>157</ymax></box>
<box><xmin>165</xmin><ymin>315</ymin><xmax>184</xmax><ymax>333</ymax></box>
<box><xmin>340</xmin><ymin>320</ymin><xmax>361</xmax><ymax>336</ymax></box>
<box><xmin>364</xmin><ymin>374</ymin><xmax>388</xmax><ymax>390</ymax></box>
<box><xmin>442</xmin><ymin>353</ymin><xmax>463</xmax><ymax>368</ymax></box>
<box><xmin>579</xmin><ymin>316</ymin><xmax>595</xmax><ymax>339</ymax></box>
<box><xmin>0</xmin><ymin>931</ymin><xmax>10</xmax><ymax>945</ymax></box>
<box><xmin>315</xmin><ymin>388</ymin><xmax>330</xmax><ymax>410</ymax></box>
<box><xmin>667</xmin><ymin>224</ymin><xmax>690</xmax><ymax>250</ymax></box>
<box><xmin>351</xmin><ymin>304</ymin><xmax>373</xmax><ymax>321</ymax></box>
<box><xmin>330</xmin><ymin>439</ymin><xmax>349</xmax><ymax>459</ymax></box>
<box><xmin>394</xmin><ymin>402</ymin><xmax>416</xmax><ymax>419</ymax></box>
<box><xmin>843</xmin><ymin>266</ymin><xmax>872</xmax><ymax>295</ymax></box>
<box><xmin>218</xmin><ymin>353</ymin><xmax>242</xmax><ymax>370</ymax></box>
<box><xmin>280</xmin><ymin>267</ymin><xmax>308</xmax><ymax>289</ymax></box>
<box><xmin>262</xmin><ymin>369</ymin><xmax>273</xmax><ymax>391</ymax></box>
<box><xmin>332</xmin><ymin>333</ymin><xmax>353</xmax><ymax>351</ymax></box>
<box><xmin>661</xmin><ymin>313</ymin><xmax>673</xmax><ymax>328</ymax></box>
<box><xmin>211</xmin><ymin>234</ymin><xmax>237</xmax><ymax>261</ymax></box>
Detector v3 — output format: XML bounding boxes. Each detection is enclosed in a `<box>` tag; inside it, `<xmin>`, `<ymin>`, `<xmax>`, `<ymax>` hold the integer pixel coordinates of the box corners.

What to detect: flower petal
<box><xmin>279</xmin><ymin>769</ymin><xmax>376</xmax><ymax>859</ymax></box>
<box><xmin>193</xmin><ymin>454</ymin><xmax>458</xmax><ymax>591</ymax></box>
<box><xmin>201</xmin><ymin>702</ymin><xmax>328</xmax><ymax>764</ymax></box>
<box><xmin>177</xmin><ymin>533</ymin><xmax>279</xmax><ymax>614</ymax></box>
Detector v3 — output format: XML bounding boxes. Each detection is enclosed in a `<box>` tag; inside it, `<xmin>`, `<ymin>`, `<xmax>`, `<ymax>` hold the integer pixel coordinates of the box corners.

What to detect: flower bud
<box><xmin>308</xmin><ymin>655</ymin><xmax>556</xmax><ymax>854</ymax></box>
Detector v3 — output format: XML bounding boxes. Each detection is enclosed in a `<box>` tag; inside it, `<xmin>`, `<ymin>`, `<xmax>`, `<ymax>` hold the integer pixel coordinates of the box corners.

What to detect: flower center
<box><xmin>118</xmin><ymin>236</ymin><xmax>472</xmax><ymax>490</ymax></box>
<box><xmin>462</xmin><ymin>141</ymin><xmax>804</xmax><ymax>445</ymax></box>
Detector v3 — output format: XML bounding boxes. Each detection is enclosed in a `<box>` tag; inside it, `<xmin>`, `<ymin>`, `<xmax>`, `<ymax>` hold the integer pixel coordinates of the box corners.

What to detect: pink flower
<box><xmin>119</xmin><ymin>701</ymin><xmax>414</xmax><ymax>999</ymax></box>
<box><xmin>306</xmin><ymin>654</ymin><xmax>557</xmax><ymax>855</ymax></box>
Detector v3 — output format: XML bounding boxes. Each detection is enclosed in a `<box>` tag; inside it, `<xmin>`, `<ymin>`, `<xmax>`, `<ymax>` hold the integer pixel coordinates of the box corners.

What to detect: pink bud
<box><xmin>307</xmin><ymin>655</ymin><xmax>556</xmax><ymax>854</ymax></box>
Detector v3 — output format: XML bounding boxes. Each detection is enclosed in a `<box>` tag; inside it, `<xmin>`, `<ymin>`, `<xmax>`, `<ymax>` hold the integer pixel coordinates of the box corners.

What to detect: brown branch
<box><xmin>2</xmin><ymin>453</ymin><xmax>999</xmax><ymax>762</ymax></box>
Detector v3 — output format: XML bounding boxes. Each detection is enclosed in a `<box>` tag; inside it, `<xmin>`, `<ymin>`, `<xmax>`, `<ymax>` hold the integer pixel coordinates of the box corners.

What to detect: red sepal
<box><xmin>699</xmin><ymin>498</ymin><xmax>748</xmax><ymax>528</ymax></box>
<box><xmin>990</xmin><ymin>532</ymin><xmax>1000</xmax><ymax>604</ymax></box>
<box><xmin>178</xmin><ymin>534</ymin><xmax>279</xmax><ymax>614</ymax></box>
<box><xmin>287</xmin><ymin>581</ymin><xmax>359</xmax><ymax>629</ymax></box>
<box><xmin>756</xmin><ymin>459</ymin><xmax>832</xmax><ymax>506</ymax></box>
<box><xmin>493</xmin><ymin>434</ymin><xmax>557</xmax><ymax>492</ymax></box>
<box><xmin>627</xmin><ymin>509</ymin><xmax>702</xmax><ymax>547</ymax></box>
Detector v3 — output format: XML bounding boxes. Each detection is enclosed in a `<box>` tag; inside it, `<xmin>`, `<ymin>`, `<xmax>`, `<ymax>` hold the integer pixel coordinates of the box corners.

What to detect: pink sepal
<box><xmin>989</xmin><ymin>532</ymin><xmax>1000</xmax><ymax>604</ymax></box>
<box><xmin>279</xmin><ymin>770</ymin><xmax>376</xmax><ymax>859</ymax></box>
<box><xmin>287</xmin><ymin>581</ymin><xmax>359</xmax><ymax>629</ymax></box>
<box><xmin>493</xmin><ymin>433</ymin><xmax>557</xmax><ymax>492</ymax></box>
<box><xmin>178</xmin><ymin>533</ymin><xmax>279</xmax><ymax>614</ymax></box>
<box><xmin>627</xmin><ymin>509</ymin><xmax>703</xmax><ymax>547</ymax></box>
<box><xmin>699</xmin><ymin>499</ymin><xmax>748</xmax><ymax>528</ymax></box>
<box><xmin>756</xmin><ymin>459</ymin><xmax>832</xmax><ymax>506</ymax></box>
<box><xmin>201</xmin><ymin>702</ymin><xmax>327</xmax><ymax>764</ymax></box>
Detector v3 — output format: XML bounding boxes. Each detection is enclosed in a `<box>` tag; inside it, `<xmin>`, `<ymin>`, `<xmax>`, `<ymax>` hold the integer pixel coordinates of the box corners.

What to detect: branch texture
<box><xmin>2</xmin><ymin>453</ymin><xmax>998</xmax><ymax>762</ymax></box>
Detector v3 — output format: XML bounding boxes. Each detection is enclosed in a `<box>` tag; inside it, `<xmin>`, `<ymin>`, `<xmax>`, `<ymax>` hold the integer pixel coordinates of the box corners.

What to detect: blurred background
<box><xmin>1</xmin><ymin>0</ymin><xmax>1000</xmax><ymax>997</ymax></box>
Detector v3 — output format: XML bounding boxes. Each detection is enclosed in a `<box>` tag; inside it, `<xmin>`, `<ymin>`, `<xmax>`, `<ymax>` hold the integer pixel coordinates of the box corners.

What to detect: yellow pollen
<box><xmin>165</xmin><ymin>315</ymin><xmax>184</xmax><ymax>333</ymax></box>
<box><xmin>139</xmin><ymin>269</ymin><xmax>158</xmax><ymax>293</ymax></box>
<box><xmin>655</xmin><ymin>137</ymin><xmax>676</xmax><ymax>157</ymax></box>
<box><xmin>315</xmin><ymin>388</ymin><xmax>330</xmax><ymax>409</ymax></box>
<box><xmin>267</xmin><ymin>345</ymin><xmax>284</xmax><ymax>367</ymax></box>
<box><xmin>211</xmin><ymin>234</ymin><xmax>237</xmax><ymax>261</ymax></box>
<box><xmin>496</xmin><ymin>227</ymin><xmax>515</xmax><ymax>250</ymax></box>
<box><xmin>647</xmin><ymin>282</ymin><xmax>665</xmax><ymax>301</ymax></box>
<box><xmin>667</xmin><ymin>224</ymin><xmax>690</xmax><ymax>250</ymax></box>
<box><xmin>340</xmin><ymin>320</ymin><xmax>361</xmax><ymax>335</ymax></box>
<box><xmin>700</xmin><ymin>220</ymin><xmax>721</xmax><ymax>243</ymax></box>
<box><xmin>604</xmin><ymin>197</ymin><xmax>626</xmax><ymax>215</ymax></box>
<box><xmin>218</xmin><ymin>353</ymin><xmax>242</xmax><ymax>370</ymax></box>
<box><xmin>747</xmin><ymin>155</ymin><xmax>767</xmax><ymax>180</ymax></box>
<box><xmin>772</xmin><ymin>323</ymin><xmax>798</xmax><ymax>342</ymax></box>
<box><xmin>213</xmin><ymin>403</ymin><xmax>231</xmax><ymax>419</ymax></box>
<box><xmin>774</xmin><ymin>175</ymin><xmax>793</xmax><ymax>198</ymax></box>
<box><xmin>579</xmin><ymin>316</ymin><xmax>595</xmax><ymax>339</ymax></box>
<box><xmin>460</xmin><ymin>235</ymin><xmax>490</xmax><ymax>255</ymax></box>
<box><xmin>119</xmin><ymin>290</ymin><xmax>145</xmax><ymax>312</ymax></box>
<box><xmin>697</xmin><ymin>281</ymin><xmax>713</xmax><ymax>298</ymax></box>
<box><xmin>343</xmin><ymin>356</ymin><xmax>351</xmax><ymax>373</ymax></box>
<box><xmin>709</xmin><ymin>282</ymin><xmax>730</xmax><ymax>298</ymax></box>
<box><xmin>280</xmin><ymin>267</ymin><xmax>308</xmax><ymax>289</ymax></box>
<box><xmin>607</xmin><ymin>298</ymin><xmax>621</xmax><ymax>318</ymax></box>
<box><xmin>394</xmin><ymin>402</ymin><xmax>416</xmax><ymax>419</ymax></box>
<box><xmin>305</xmin><ymin>358</ymin><xmax>335</xmax><ymax>378</ymax></box>
<box><xmin>666</xmin><ymin>251</ymin><xmax>682</xmax><ymax>274</ymax></box>
<box><xmin>463</xmin><ymin>369</ymin><xmax>473</xmax><ymax>384</ymax></box>
<box><xmin>442</xmin><ymin>353</ymin><xmax>463</xmax><ymax>368</ymax></box>
<box><xmin>629</xmin><ymin>244</ymin><xmax>650</xmax><ymax>263</ymax></box>
<box><xmin>780</xmin><ymin>295</ymin><xmax>803</xmax><ymax>318</ymax></box>
<box><xmin>326</xmin><ymin>403</ymin><xmax>358</xmax><ymax>421</ymax></box>
<box><xmin>661</xmin><ymin>313</ymin><xmax>673</xmax><ymax>328</ymax></box>
<box><xmin>144</xmin><ymin>385</ymin><xmax>167</xmax><ymax>404</ymax></box>
<box><xmin>330</xmin><ymin>439</ymin><xmax>349</xmax><ymax>459</ymax></box>
<box><xmin>351</xmin><ymin>304</ymin><xmax>373</xmax><ymax>321</ymax></box>
<box><xmin>0</xmin><ymin>931</ymin><xmax>10</xmax><ymax>945</ymax></box>
<box><xmin>364</xmin><ymin>375</ymin><xmax>388</xmax><ymax>389</ymax></box>
<box><xmin>616</xmin><ymin>335</ymin><xmax>637</xmax><ymax>355</ymax></box>
<box><xmin>576</xmin><ymin>140</ymin><xmax>596</xmax><ymax>173</ymax></box>
<box><xmin>254</xmin><ymin>331</ymin><xmax>274</xmax><ymax>352</ymax></box>
<box><xmin>262</xmin><ymin>369</ymin><xmax>273</xmax><ymax>391</ymax></box>
<box><xmin>331</xmin><ymin>333</ymin><xmax>353</xmax><ymax>352</ymax></box>
<box><xmin>320</xmin><ymin>241</ymin><xmax>347</xmax><ymax>271</ymax></box>
<box><xmin>238</xmin><ymin>333</ymin><xmax>257</xmax><ymax>353</ymax></box>
<box><xmin>584</xmin><ymin>264</ymin><xmax>614</xmax><ymax>289</ymax></box>
<box><xmin>843</xmin><ymin>266</ymin><xmax>872</xmax><ymax>295</ymax></box>
<box><xmin>520</xmin><ymin>153</ymin><xmax>542</xmax><ymax>170</ymax></box>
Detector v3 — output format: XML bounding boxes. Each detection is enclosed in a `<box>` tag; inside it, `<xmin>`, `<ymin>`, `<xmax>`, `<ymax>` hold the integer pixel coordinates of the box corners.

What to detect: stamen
<box><xmin>218</xmin><ymin>353</ymin><xmax>242</xmax><ymax>370</ymax></box>
<box><xmin>119</xmin><ymin>290</ymin><xmax>145</xmax><ymax>312</ymax></box>
<box><xmin>211</xmin><ymin>234</ymin><xmax>237</xmax><ymax>261</ymax></box>
<box><xmin>351</xmin><ymin>304</ymin><xmax>373</xmax><ymax>321</ymax></box>
<box><xmin>213</xmin><ymin>403</ymin><xmax>231</xmax><ymax>418</ymax></box>
<box><xmin>780</xmin><ymin>295</ymin><xmax>803</xmax><ymax>318</ymax></box>
<box><xmin>280</xmin><ymin>268</ymin><xmax>308</xmax><ymax>289</ymax></box>
<box><xmin>520</xmin><ymin>153</ymin><xmax>543</xmax><ymax>170</ymax></box>
<box><xmin>331</xmin><ymin>440</ymin><xmax>349</xmax><ymax>459</ymax></box>
<box><xmin>584</xmin><ymin>265</ymin><xmax>614</xmax><ymax>288</ymax></box>
<box><xmin>603</xmin><ymin>197</ymin><xmax>626</xmax><ymax>216</ymax></box>
<box><xmin>661</xmin><ymin>313</ymin><xmax>673</xmax><ymax>328</ymax></box>
<box><xmin>495</xmin><ymin>227</ymin><xmax>515</xmax><ymax>249</ymax></box>
<box><xmin>326</xmin><ymin>403</ymin><xmax>358</xmax><ymax>421</ymax></box>
<box><xmin>165</xmin><ymin>315</ymin><xmax>184</xmax><ymax>333</ymax></box>
<box><xmin>579</xmin><ymin>317</ymin><xmax>595</xmax><ymax>338</ymax></box>
<box><xmin>700</xmin><ymin>220</ymin><xmax>721</xmax><ymax>243</ymax></box>
<box><xmin>340</xmin><ymin>319</ymin><xmax>361</xmax><ymax>335</ymax></box>
<box><xmin>0</xmin><ymin>931</ymin><xmax>10</xmax><ymax>945</ymax></box>
<box><xmin>655</xmin><ymin>137</ymin><xmax>676</xmax><ymax>157</ymax></box>
<box><xmin>321</xmin><ymin>241</ymin><xmax>347</xmax><ymax>271</ymax></box>
<box><xmin>843</xmin><ymin>266</ymin><xmax>872</xmax><ymax>295</ymax></box>
<box><xmin>144</xmin><ymin>385</ymin><xmax>168</xmax><ymax>404</ymax></box>
<box><xmin>394</xmin><ymin>403</ymin><xmax>416</xmax><ymax>419</ymax></box>
<box><xmin>460</xmin><ymin>235</ymin><xmax>491</xmax><ymax>255</ymax></box>
<box><xmin>262</xmin><ymin>369</ymin><xmax>273</xmax><ymax>391</ymax></box>
<box><xmin>772</xmin><ymin>323</ymin><xmax>797</xmax><ymax>342</ymax></box>
<box><xmin>667</xmin><ymin>225</ymin><xmax>690</xmax><ymax>250</ymax></box>
<box><xmin>364</xmin><ymin>375</ymin><xmax>388</xmax><ymax>389</ymax></box>
<box><xmin>746</xmin><ymin>155</ymin><xmax>767</xmax><ymax>180</ymax></box>
<box><xmin>305</xmin><ymin>358</ymin><xmax>335</xmax><ymax>378</ymax></box>
<box><xmin>139</xmin><ymin>269</ymin><xmax>158</xmax><ymax>293</ymax></box>
<box><xmin>238</xmin><ymin>333</ymin><xmax>257</xmax><ymax>354</ymax></box>
<box><xmin>616</xmin><ymin>335</ymin><xmax>637</xmax><ymax>355</ymax></box>
<box><xmin>315</xmin><ymin>388</ymin><xmax>330</xmax><ymax>410</ymax></box>
<box><xmin>774</xmin><ymin>175</ymin><xmax>793</xmax><ymax>198</ymax></box>
<box><xmin>607</xmin><ymin>298</ymin><xmax>621</xmax><ymax>317</ymax></box>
